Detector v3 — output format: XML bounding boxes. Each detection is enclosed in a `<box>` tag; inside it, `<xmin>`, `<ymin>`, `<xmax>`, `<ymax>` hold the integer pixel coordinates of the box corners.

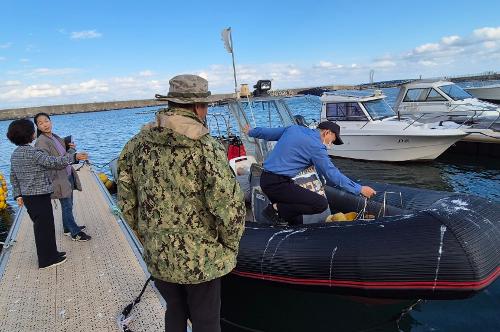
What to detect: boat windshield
<box><xmin>362</xmin><ymin>99</ymin><xmax>396</xmax><ymax>120</ymax></box>
<box><xmin>438</xmin><ymin>84</ymin><xmax>473</xmax><ymax>101</ymax></box>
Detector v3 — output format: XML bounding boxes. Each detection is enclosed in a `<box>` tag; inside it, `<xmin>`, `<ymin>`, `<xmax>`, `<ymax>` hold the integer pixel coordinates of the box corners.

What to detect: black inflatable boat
<box><xmin>232</xmin><ymin>169</ymin><xmax>500</xmax><ymax>300</ymax></box>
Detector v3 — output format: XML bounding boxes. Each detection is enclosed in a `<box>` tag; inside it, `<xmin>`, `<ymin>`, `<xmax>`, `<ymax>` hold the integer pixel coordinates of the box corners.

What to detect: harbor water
<box><xmin>0</xmin><ymin>91</ymin><xmax>499</xmax><ymax>331</ymax></box>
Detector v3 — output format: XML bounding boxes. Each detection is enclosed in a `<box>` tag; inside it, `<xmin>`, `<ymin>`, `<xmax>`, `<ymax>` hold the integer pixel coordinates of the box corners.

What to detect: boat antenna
<box><xmin>221</xmin><ymin>27</ymin><xmax>238</xmax><ymax>96</ymax></box>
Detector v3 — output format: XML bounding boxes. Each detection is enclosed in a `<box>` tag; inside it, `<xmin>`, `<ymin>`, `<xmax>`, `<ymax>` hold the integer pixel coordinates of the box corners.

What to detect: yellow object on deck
<box><xmin>325</xmin><ymin>211</ymin><xmax>358</xmax><ymax>222</ymax></box>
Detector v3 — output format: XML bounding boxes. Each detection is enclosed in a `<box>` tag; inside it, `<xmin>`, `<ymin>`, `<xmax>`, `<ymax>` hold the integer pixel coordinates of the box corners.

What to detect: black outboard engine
<box><xmin>253</xmin><ymin>80</ymin><xmax>272</xmax><ymax>97</ymax></box>
<box><xmin>294</xmin><ymin>115</ymin><xmax>309</xmax><ymax>127</ymax></box>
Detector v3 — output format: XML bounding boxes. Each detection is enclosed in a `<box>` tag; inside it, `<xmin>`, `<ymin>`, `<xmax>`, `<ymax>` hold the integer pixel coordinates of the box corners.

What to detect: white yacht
<box><xmin>394</xmin><ymin>80</ymin><xmax>500</xmax><ymax>143</ymax></box>
<box><xmin>464</xmin><ymin>84</ymin><xmax>500</xmax><ymax>104</ymax></box>
<box><xmin>319</xmin><ymin>91</ymin><xmax>468</xmax><ymax>162</ymax></box>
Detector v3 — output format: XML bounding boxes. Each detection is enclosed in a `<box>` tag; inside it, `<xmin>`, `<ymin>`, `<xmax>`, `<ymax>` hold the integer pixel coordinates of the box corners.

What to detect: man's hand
<box><xmin>360</xmin><ymin>186</ymin><xmax>376</xmax><ymax>199</ymax></box>
<box><xmin>76</xmin><ymin>152</ymin><xmax>88</xmax><ymax>161</ymax></box>
<box><xmin>16</xmin><ymin>197</ymin><xmax>24</xmax><ymax>207</ymax></box>
<box><xmin>242</xmin><ymin>124</ymin><xmax>252</xmax><ymax>135</ymax></box>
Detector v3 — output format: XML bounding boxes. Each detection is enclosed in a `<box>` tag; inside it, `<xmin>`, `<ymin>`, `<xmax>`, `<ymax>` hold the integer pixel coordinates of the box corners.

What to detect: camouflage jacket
<box><xmin>117</xmin><ymin>107</ymin><xmax>246</xmax><ymax>284</ymax></box>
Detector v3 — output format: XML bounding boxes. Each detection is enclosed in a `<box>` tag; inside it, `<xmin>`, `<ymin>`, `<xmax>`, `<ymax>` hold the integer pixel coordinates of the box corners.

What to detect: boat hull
<box><xmin>327</xmin><ymin>134</ymin><xmax>466</xmax><ymax>161</ymax></box>
<box><xmin>235</xmin><ymin>181</ymin><xmax>500</xmax><ymax>301</ymax></box>
<box><xmin>221</xmin><ymin>273</ymin><xmax>418</xmax><ymax>332</ymax></box>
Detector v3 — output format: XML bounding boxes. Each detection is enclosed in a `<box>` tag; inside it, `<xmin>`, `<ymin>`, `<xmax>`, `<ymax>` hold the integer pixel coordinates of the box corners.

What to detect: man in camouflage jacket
<box><xmin>117</xmin><ymin>75</ymin><xmax>245</xmax><ymax>332</ymax></box>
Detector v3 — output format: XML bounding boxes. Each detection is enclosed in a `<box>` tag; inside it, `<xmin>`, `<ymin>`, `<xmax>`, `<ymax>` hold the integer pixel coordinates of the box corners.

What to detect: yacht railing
<box><xmin>401</xmin><ymin>109</ymin><xmax>499</xmax><ymax>130</ymax></box>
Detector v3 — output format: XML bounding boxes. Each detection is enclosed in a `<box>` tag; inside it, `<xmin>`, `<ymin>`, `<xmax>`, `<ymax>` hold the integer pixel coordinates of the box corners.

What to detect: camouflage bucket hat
<box><xmin>155</xmin><ymin>74</ymin><xmax>215</xmax><ymax>104</ymax></box>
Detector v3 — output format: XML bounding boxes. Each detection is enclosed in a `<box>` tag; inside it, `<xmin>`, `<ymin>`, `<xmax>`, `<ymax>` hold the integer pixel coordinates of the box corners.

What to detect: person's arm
<box><xmin>33</xmin><ymin>149</ymin><xmax>83</xmax><ymax>169</ymax></box>
<box><xmin>36</xmin><ymin>135</ymin><xmax>76</xmax><ymax>156</ymax></box>
<box><xmin>10</xmin><ymin>164</ymin><xmax>21</xmax><ymax>200</ymax></box>
<box><xmin>311</xmin><ymin>146</ymin><xmax>362</xmax><ymax>195</ymax></box>
<box><xmin>203</xmin><ymin>142</ymin><xmax>246</xmax><ymax>253</ymax></box>
<box><xmin>248</xmin><ymin>126</ymin><xmax>286</xmax><ymax>141</ymax></box>
<box><xmin>117</xmin><ymin>141</ymin><xmax>139</xmax><ymax>234</ymax></box>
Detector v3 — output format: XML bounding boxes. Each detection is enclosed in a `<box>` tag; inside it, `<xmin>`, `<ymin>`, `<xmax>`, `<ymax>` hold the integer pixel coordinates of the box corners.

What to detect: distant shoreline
<box><xmin>0</xmin><ymin>99</ymin><xmax>169</xmax><ymax>121</ymax></box>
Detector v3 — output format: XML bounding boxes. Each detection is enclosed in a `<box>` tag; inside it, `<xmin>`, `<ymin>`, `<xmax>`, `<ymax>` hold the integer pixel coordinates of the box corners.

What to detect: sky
<box><xmin>1</xmin><ymin>0</ymin><xmax>500</xmax><ymax>109</ymax></box>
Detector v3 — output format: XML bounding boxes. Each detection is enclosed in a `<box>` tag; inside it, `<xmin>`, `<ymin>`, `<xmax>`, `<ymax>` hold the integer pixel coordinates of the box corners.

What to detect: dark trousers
<box><xmin>155</xmin><ymin>278</ymin><xmax>221</xmax><ymax>332</ymax></box>
<box><xmin>260</xmin><ymin>171</ymin><xmax>328</xmax><ymax>224</ymax></box>
<box><xmin>23</xmin><ymin>194</ymin><xmax>59</xmax><ymax>268</ymax></box>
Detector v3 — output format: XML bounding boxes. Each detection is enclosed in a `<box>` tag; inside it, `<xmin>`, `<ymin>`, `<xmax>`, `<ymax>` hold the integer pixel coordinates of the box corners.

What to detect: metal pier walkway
<box><xmin>0</xmin><ymin>165</ymin><xmax>165</xmax><ymax>331</ymax></box>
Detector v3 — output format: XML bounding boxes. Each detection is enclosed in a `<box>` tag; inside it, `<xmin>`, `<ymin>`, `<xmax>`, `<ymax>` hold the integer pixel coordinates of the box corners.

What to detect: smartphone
<box><xmin>64</xmin><ymin>135</ymin><xmax>72</xmax><ymax>150</ymax></box>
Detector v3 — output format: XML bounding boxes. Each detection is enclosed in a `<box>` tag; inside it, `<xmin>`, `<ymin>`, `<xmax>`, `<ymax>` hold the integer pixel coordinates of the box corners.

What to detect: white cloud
<box><xmin>70</xmin><ymin>30</ymin><xmax>102</xmax><ymax>40</ymax></box>
<box><xmin>139</xmin><ymin>70</ymin><xmax>155</xmax><ymax>77</ymax></box>
<box><xmin>441</xmin><ymin>35</ymin><xmax>460</xmax><ymax>45</ymax></box>
<box><xmin>474</xmin><ymin>27</ymin><xmax>500</xmax><ymax>40</ymax></box>
<box><xmin>20</xmin><ymin>58</ymin><xmax>30</xmax><ymax>63</ymax></box>
<box><xmin>415</xmin><ymin>43</ymin><xmax>440</xmax><ymax>54</ymax></box>
<box><xmin>418</xmin><ymin>60</ymin><xmax>438</xmax><ymax>67</ymax></box>
<box><xmin>61</xmin><ymin>79</ymin><xmax>109</xmax><ymax>95</ymax></box>
<box><xmin>0</xmin><ymin>84</ymin><xmax>62</xmax><ymax>101</ymax></box>
<box><xmin>372</xmin><ymin>60</ymin><xmax>396</xmax><ymax>68</ymax></box>
<box><xmin>314</xmin><ymin>61</ymin><xmax>343</xmax><ymax>69</ymax></box>
<box><xmin>1</xmin><ymin>80</ymin><xmax>22</xmax><ymax>87</ymax></box>
<box><xmin>483</xmin><ymin>41</ymin><xmax>497</xmax><ymax>49</ymax></box>
<box><xmin>30</xmin><ymin>67</ymin><xmax>80</xmax><ymax>76</ymax></box>
<box><xmin>0</xmin><ymin>42</ymin><xmax>12</xmax><ymax>49</ymax></box>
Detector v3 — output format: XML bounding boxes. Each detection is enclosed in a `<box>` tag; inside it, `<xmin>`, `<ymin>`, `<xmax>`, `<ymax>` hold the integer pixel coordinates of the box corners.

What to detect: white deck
<box><xmin>0</xmin><ymin>165</ymin><xmax>165</xmax><ymax>331</ymax></box>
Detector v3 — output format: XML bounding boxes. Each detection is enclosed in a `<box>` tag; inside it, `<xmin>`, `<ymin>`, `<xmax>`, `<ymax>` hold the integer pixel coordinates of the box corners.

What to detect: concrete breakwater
<box><xmin>0</xmin><ymin>99</ymin><xmax>168</xmax><ymax>121</ymax></box>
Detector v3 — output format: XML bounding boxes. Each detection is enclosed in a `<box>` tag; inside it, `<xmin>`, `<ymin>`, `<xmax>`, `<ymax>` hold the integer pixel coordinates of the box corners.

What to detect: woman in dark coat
<box><xmin>34</xmin><ymin>113</ymin><xmax>91</xmax><ymax>241</ymax></box>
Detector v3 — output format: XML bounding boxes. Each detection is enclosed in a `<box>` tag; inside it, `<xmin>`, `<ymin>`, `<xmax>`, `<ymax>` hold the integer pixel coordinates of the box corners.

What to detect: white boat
<box><xmin>319</xmin><ymin>91</ymin><xmax>468</xmax><ymax>162</ymax></box>
<box><xmin>464</xmin><ymin>84</ymin><xmax>500</xmax><ymax>103</ymax></box>
<box><xmin>394</xmin><ymin>80</ymin><xmax>500</xmax><ymax>144</ymax></box>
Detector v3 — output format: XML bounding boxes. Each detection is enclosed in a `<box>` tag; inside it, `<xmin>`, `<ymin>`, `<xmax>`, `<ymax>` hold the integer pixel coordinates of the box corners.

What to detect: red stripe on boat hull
<box><xmin>231</xmin><ymin>266</ymin><xmax>500</xmax><ymax>290</ymax></box>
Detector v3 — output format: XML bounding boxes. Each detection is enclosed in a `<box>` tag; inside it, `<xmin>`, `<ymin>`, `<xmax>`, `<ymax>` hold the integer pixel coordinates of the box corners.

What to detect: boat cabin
<box><xmin>394</xmin><ymin>80</ymin><xmax>500</xmax><ymax>129</ymax></box>
<box><xmin>320</xmin><ymin>91</ymin><xmax>396</xmax><ymax>123</ymax></box>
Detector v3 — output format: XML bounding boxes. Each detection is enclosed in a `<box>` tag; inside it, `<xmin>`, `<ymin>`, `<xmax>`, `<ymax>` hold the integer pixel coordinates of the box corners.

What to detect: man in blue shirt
<box><xmin>244</xmin><ymin>121</ymin><xmax>376</xmax><ymax>225</ymax></box>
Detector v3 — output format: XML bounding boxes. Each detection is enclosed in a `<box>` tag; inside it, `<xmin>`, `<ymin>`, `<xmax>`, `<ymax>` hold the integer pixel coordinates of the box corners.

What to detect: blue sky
<box><xmin>1</xmin><ymin>0</ymin><xmax>500</xmax><ymax>108</ymax></box>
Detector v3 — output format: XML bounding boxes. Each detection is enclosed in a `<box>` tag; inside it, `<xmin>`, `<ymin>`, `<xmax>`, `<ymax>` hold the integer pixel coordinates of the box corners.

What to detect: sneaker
<box><xmin>72</xmin><ymin>231</ymin><xmax>92</xmax><ymax>242</ymax></box>
<box><xmin>263</xmin><ymin>204</ymin><xmax>287</xmax><ymax>226</ymax></box>
<box><xmin>57</xmin><ymin>251</ymin><xmax>66</xmax><ymax>258</ymax></box>
<box><xmin>64</xmin><ymin>225</ymin><xmax>86</xmax><ymax>236</ymax></box>
<box><xmin>40</xmin><ymin>256</ymin><xmax>67</xmax><ymax>269</ymax></box>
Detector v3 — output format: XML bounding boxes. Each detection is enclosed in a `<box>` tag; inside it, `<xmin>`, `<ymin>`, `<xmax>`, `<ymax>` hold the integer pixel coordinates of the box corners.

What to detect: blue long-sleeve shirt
<box><xmin>248</xmin><ymin>125</ymin><xmax>362</xmax><ymax>195</ymax></box>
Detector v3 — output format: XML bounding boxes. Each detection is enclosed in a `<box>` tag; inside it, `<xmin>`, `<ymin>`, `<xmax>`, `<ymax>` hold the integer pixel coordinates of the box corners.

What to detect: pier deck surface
<box><xmin>0</xmin><ymin>165</ymin><xmax>165</xmax><ymax>331</ymax></box>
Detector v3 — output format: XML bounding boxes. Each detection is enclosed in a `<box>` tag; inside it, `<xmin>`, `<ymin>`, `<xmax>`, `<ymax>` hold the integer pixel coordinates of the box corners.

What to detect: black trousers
<box><xmin>260</xmin><ymin>171</ymin><xmax>328</xmax><ymax>224</ymax></box>
<box><xmin>23</xmin><ymin>194</ymin><xmax>59</xmax><ymax>268</ymax></box>
<box><xmin>155</xmin><ymin>277</ymin><xmax>221</xmax><ymax>332</ymax></box>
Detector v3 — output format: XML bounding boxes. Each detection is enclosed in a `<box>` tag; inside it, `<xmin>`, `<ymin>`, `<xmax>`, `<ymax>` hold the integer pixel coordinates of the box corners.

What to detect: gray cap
<box><xmin>155</xmin><ymin>74</ymin><xmax>216</xmax><ymax>104</ymax></box>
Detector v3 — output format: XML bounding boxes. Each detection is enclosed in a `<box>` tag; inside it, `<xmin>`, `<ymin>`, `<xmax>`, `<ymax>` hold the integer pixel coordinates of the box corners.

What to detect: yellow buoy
<box><xmin>104</xmin><ymin>180</ymin><xmax>114</xmax><ymax>190</ymax></box>
<box><xmin>98</xmin><ymin>172</ymin><xmax>109</xmax><ymax>183</ymax></box>
<box><xmin>0</xmin><ymin>171</ymin><xmax>7</xmax><ymax>210</ymax></box>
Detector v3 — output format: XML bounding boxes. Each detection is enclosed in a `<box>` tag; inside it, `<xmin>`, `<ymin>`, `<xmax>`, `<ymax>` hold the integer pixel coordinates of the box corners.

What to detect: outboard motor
<box><xmin>294</xmin><ymin>115</ymin><xmax>309</xmax><ymax>127</ymax></box>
